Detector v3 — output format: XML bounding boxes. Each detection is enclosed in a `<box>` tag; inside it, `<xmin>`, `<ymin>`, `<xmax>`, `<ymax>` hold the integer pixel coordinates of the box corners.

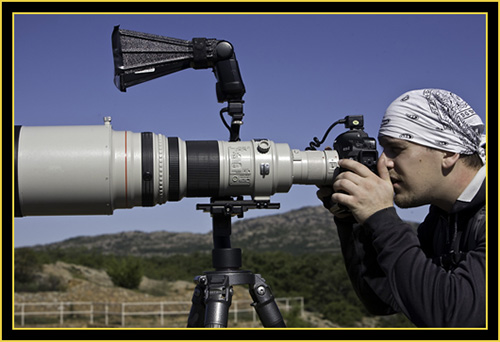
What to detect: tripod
<box><xmin>186</xmin><ymin>198</ymin><xmax>286</xmax><ymax>328</ymax></box>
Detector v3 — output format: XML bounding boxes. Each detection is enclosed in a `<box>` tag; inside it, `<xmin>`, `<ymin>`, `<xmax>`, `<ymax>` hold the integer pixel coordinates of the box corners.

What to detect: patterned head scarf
<box><xmin>379</xmin><ymin>89</ymin><xmax>486</xmax><ymax>164</ymax></box>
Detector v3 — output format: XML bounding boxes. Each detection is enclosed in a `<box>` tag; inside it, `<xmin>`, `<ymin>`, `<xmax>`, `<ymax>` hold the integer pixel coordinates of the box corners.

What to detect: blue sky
<box><xmin>13</xmin><ymin>13</ymin><xmax>487</xmax><ymax>247</ymax></box>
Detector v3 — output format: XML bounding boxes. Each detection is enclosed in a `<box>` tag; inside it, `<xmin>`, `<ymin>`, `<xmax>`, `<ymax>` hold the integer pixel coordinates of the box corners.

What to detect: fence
<box><xmin>14</xmin><ymin>297</ymin><xmax>304</xmax><ymax>328</ymax></box>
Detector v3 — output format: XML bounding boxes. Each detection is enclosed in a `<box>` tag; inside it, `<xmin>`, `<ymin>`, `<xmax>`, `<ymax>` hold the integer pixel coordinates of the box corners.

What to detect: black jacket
<box><xmin>335</xmin><ymin>179</ymin><xmax>486</xmax><ymax>327</ymax></box>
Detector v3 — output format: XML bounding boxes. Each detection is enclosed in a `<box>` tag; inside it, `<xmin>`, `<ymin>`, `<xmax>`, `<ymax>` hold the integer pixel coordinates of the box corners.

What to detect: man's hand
<box><xmin>316</xmin><ymin>186</ymin><xmax>354</xmax><ymax>219</ymax></box>
<box><xmin>327</xmin><ymin>155</ymin><xmax>394</xmax><ymax>224</ymax></box>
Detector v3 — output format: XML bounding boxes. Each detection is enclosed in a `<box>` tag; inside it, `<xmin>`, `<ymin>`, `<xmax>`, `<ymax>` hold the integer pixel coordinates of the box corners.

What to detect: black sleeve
<box><xmin>335</xmin><ymin>216</ymin><xmax>399</xmax><ymax>315</ymax></box>
<box><xmin>363</xmin><ymin>207</ymin><xmax>486</xmax><ymax>327</ymax></box>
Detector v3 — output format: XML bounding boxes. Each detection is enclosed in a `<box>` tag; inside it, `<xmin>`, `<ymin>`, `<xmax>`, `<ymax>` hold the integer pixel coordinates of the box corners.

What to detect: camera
<box><xmin>14</xmin><ymin>27</ymin><xmax>378</xmax><ymax>218</ymax></box>
<box><xmin>333</xmin><ymin>116</ymin><xmax>378</xmax><ymax>174</ymax></box>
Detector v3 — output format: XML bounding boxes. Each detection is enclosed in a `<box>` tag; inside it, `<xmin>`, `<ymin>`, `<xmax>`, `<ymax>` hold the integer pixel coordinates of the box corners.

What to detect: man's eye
<box><xmin>385</xmin><ymin>146</ymin><xmax>402</xmax><ymax>157</ymax></box>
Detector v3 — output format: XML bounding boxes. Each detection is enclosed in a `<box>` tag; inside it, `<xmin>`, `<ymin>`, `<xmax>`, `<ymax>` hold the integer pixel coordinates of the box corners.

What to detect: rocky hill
<box><xmin>31</xmin><ymin>205</ymin><xmax>419</xmax><ymax>257</ymax></box>
<box><xmin>32</xmin><ymin>206</ymin><xmax>342</xmax><ymax>257</ymax></box>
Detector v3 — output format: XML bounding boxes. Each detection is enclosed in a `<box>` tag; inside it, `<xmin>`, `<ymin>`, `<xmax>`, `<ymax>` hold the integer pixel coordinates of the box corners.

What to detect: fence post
<box><xmin>90</xmin><ymin>303</ymin><xmax>94</xmax><ymax>324</ymax></box>
<box><xmin>105</xmin><ymin>304</ymin><xmax>109</xmax><ymax>326</ymax></box>
<box><xmin>234</xmin><ymin>301</ymin><xmax>238</xmax><ymax>324</ymax></box>
<box><xmin>121</xmin><ymin>303</ymin><xmax>125</xmax><ymax>327</ymax></box>
<box><xmin>300</xmin><ymin>297</ymin><xmax>304</xmax><ymax>318</ymax></box>
<box><xmin>160</xmin><ymin>302</ymin><xmax>164</xmax><ymax>326</ymax></box>
<box><xmin>21</xmin><ymin>303</ymin><xmax>25</xmax><ymax>327</ymax></box>
<box><xmin>59</xmin><ymin>302</ymin><xmax>64</xmax><ymax>325</ymax></box>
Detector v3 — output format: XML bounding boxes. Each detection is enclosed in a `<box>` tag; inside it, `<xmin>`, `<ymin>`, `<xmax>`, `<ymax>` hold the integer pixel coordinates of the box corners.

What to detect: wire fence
<box><xmin>14</xmin><ymin>297</ymin><xmax>304</xmax><ymax>328</ymax></box>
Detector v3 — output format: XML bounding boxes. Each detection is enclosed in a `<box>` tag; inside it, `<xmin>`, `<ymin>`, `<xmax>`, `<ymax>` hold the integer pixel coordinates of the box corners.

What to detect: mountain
<box><xmin>31</xmin><ymin>205</ymin><xmax>419</xmax><ymax>257</ymax></box>
<box><xmin>32</xmin><ymin>206</ymin><xmax>339</xmax><ymax>257</ymax></box>
<box><xmin>231</xmin><ymin>205</ymin><xmax>340</xmax><ymax>254</ymax></box>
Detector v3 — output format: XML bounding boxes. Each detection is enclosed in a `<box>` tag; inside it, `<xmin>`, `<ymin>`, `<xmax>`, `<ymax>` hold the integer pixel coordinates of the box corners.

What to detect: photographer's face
<box><xmin>379</xmin><ymin>136</ymin><xmax>444</xmax><ymax>208</ymax></box>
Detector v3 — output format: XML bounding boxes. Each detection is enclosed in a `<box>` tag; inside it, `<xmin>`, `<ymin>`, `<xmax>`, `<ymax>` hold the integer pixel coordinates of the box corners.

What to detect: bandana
<box><xmin>378</xmin><ymin>89</ymin><xmax>486</xmax><ymax>164</ymax></box>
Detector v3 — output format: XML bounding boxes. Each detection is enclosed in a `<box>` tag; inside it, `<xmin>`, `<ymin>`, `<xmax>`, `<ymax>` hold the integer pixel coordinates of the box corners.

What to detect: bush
<box><xmin>106</xmin><ymin>256</ymin><xmax>143</xmax><ymax>289</ymax></box>
<box><xmin>15</xmin><ymin>248</ymin><xmax>43</xmax><ymax>283</ymax></box>
<box><xmin>282</xmin><ymin>306</ymin><xmax>312</xmax><ymax>328</ymax></box>
<box><xmin>323</xmin><ymin>301</ymin><xmax>364</xmax><ymax>327</ymax></box>
<box><xmin>376</xmin><ymin>313</ymin><xmax>415</xmax><ymax>327</ymax></box>
<box><xmin>15</xmin><ymin>274</ymin><xmax>67</xmax><ymax>293</ymax></box>
<box><xmin>15</xmin><ymin>248</ymin><xmax>68</xmax><ymax>292</ymax></box>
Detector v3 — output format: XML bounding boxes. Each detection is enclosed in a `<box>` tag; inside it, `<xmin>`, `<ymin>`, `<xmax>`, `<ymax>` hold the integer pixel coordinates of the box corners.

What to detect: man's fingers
<box><xmin>338</xmin><ymin>158</ymin><xmax>373</xmax><ymax>177</ymax></box>
<box><xmin>331</xmin><ymin>191</ymin><xmax>352</xmax><ymax>206</ymax></box>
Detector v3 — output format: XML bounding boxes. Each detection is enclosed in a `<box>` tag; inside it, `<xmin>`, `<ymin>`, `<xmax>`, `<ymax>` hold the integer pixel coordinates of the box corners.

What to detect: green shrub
<box><xmin>15</xmin><ymin>274</ymin><xmax>67</xmax><ymax>292</ymax></box>
<box><xmin>323</xmin><ymin>301</ymin><xmax>364</xmax><ymax>327</ymax></box>
<box><xmin>106</xmin><ymin>256</ymin><xmax>143</xmax><ymax>289</ymax></box>
<box><xmin>282</xmin><ymin>306</ymin><xmax>312</xmax><ymax>328</ymax></box>
<box><xmin>376</xmin><ymin>313</ymin><xmax>415</xmax><ymax>327</ymax></box>
<box><xmin>15</xmin><ymin>248</ymin><xmax>43</xmax><ymax>283</ymax></box>
<box><xmin>15</xmin><ymin>248</ymin><xmax>67</xmax><ymax>292</ymax></box>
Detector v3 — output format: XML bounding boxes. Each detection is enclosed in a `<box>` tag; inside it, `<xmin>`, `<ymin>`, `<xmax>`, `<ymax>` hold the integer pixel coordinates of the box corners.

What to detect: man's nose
<box><xmin>380</xmin><ymin>152</ymin><xmax>395</xmax><ymax>168</ymax></box>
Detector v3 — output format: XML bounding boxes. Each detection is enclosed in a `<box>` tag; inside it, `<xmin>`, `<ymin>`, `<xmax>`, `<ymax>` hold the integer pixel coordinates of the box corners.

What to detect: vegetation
<box><xmin>14</xmin><ymin>248</ymin><xmax>67</xmax><ymax>292</ymax></box>
<box><xmin>105</xmin><ymin>256</ymin><xmax>144</xmax><ymax>289</ymax></box>
<box><xmin>14</xmin><ymin>246</ymin><xmax>414</xmax><ymax>327</ymax></box>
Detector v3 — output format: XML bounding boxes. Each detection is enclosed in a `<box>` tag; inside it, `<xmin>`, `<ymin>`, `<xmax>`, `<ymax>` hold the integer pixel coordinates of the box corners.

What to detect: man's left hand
<box><xmin>331</xmin><ymin>155</ymin><xmax>394</xmax><ymax>224</ymax></box>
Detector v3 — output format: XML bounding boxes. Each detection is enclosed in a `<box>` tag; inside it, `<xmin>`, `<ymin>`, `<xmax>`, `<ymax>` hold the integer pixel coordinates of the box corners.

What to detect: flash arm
<box><xmin>112</xmin><ymin>26</ymin><xmax>245</xmax><ymax>101</ymax></box>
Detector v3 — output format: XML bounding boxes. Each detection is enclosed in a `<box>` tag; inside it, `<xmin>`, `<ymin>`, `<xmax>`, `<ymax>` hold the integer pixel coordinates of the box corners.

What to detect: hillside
<box><xmin>31</xmin><ymin>205</ymin><xmax>419</xmax><ymax>257</ymax></box>
<box><xmin>15</xmin><ymin>205</ymin><xmax>418</xmax><ymax>328</ymax></box>
<box><xmin>32</xmin><ymin>206</ymin><xmax>341</xmax><ymax>257</ymax></box>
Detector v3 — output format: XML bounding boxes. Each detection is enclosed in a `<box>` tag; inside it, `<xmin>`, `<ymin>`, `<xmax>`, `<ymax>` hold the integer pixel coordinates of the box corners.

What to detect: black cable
<box><xmin>220</xmin><ymin>107</ymin><xmax>231</xmax><ymax>132</ymax></box>
<box><xmin>305</xmin><ymin>118</ymin><xmax>346</xmax><ymax>150</ymax></box>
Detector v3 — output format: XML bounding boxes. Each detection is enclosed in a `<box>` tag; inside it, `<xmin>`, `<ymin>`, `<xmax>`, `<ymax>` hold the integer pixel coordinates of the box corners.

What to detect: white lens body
<box><xmin>15</xmin><ymin>123</ymin><xmax>339</xmax><ymax>216</ymax></box>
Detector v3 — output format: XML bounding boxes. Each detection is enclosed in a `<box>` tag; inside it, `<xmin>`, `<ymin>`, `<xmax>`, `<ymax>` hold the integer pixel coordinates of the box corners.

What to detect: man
<box><xmin>318</xmin><ymin>89</ymin><xmax>486</xmax><ymax>327</ymax></box>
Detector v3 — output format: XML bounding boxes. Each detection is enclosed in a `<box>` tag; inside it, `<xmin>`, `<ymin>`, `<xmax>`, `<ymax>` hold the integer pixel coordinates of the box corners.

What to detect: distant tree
<box><xmin>106</xmin><ymin>256</ymin><xmax>143</xmax><ymax>289</ymax></box>
<box><xmin>15</xmin><ymin>248</ymin><xmax>67</xmax><ymax>292</ymax></box>
<box><xmin>15</xmin><ymin>248</ymin><xmax>43</xmax><ymax>283</ymax></box>
<box><xmin>323</xmin><ymin>300</ymin><xmax>364</xmax><ymax>327</ymax></box>
<box><xmin>376</xmin><ymin>313</ymin><xmax>415</xmax><ymax>327</ymax></box>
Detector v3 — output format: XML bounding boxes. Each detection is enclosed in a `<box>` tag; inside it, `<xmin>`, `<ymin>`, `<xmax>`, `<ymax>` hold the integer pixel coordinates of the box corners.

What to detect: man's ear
<box><xmin>442</xmin><ymin>151</ymin><xmax>460</xmax><ymax>169</ymax></box>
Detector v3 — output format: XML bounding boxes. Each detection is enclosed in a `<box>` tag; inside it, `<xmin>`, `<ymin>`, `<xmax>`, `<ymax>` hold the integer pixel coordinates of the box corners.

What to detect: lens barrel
<box><xmin>15</xmin><ymin>123</ymin><xmax>338</xmax><ymax>217</ymax></box>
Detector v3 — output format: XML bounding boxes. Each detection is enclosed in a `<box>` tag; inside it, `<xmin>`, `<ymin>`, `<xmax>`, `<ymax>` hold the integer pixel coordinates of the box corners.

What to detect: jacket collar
<box><xmin>429</xmin><ymin>166</ymin><xmax>486</xmax><ymax>217</ymax></box>
<box><xmin>451</xmin><ymin>165</ymin><xmax>486</xmax><ymax>214</ymax></box>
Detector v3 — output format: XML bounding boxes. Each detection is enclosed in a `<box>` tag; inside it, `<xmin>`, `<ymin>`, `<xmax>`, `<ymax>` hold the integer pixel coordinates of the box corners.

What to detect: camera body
<box><xmin>334</xmin><ymin>129</ymin><xmax>378</xmax><ymax>174</ymax></box>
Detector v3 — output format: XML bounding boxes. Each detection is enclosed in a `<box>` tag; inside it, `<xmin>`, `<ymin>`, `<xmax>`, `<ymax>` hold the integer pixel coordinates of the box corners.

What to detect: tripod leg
<box><xmin>249</xmin><ymin>274</ymin><xmax>286</xmax><ymax>327</ymax></box>
<box><xmin>204</xmin><ymin>274</ymin><xmax>233</xmax><ymax>328</ymax></box>
<box><xmin>187</xmin><ymin>276</ymin><xmax>206</xmax><ymax>327</ymax></box>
